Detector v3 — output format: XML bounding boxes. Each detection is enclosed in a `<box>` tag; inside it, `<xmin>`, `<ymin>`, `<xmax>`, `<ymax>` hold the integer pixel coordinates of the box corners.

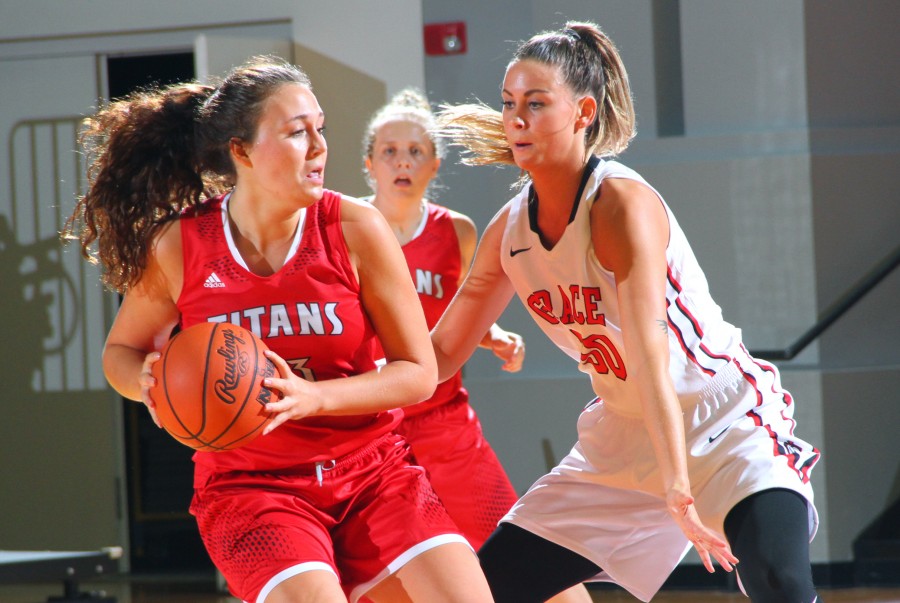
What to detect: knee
<box><xmin>479</xmin><ymin>562</ymin><xmax>533</xmax><ymax>603</ymax></box>
<box><xmin>725</xmin><ymin>489</ymin><xmax>817</xmax><ymax>602</ymax></box>
<box><xmin>479</xmin><ymin>524</ymin><xmax>599</xmax><ymax>603</ymax></box>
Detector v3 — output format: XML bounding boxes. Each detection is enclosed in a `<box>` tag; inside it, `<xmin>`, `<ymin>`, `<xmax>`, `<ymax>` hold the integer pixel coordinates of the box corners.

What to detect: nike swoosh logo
<box><xmin>708</xmin><ymin>426</ymin><xmax>729</xmax><ymax>443</ymax></box>
<box><xmin>510</xmin><ymin>246</ymin><xmax>532</xmax><ymax>257</ymax></box>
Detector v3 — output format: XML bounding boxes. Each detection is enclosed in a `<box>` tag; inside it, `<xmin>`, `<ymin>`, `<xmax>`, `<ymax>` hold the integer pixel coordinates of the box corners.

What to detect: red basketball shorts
<box><xmin>189</xmin><ymin>432</ymin><xmax>467</xmax><ymax>602</ymax></box>
<box><xmin>398</xmin><ymin>399</ymin><xmax>519</xmax><ymax>550</ymax></box>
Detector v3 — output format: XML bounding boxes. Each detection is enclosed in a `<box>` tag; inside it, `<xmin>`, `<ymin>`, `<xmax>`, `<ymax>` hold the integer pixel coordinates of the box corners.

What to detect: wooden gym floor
<box><xmin>2</xmin><ymin>574</ymin><xmax>900</xmax><ymax>603</ymax></box>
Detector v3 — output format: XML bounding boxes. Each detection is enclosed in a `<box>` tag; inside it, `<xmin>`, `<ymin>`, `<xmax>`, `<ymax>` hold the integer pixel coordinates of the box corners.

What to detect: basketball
<box><xmin>150</xmin><ymin>322</ymin><xmax>277</xmax><ymax>451</ymax></box>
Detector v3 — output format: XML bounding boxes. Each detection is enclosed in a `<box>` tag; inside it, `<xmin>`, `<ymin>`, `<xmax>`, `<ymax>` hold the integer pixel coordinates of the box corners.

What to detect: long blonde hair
<box><xmin>437</xmin><ymin>21</ymin><xmax>635</xmax><ymax>168</ymax></box>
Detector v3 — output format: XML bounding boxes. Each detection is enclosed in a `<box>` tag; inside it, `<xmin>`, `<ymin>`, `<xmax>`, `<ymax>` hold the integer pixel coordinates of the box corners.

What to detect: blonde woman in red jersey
<box><xmin>63</xmin><ymin>57</ymin><xmax>493</xmax><ymax>603</ymax></box>
<box><xmin>362</xmin><ymin>89</ymin><xmax>592</xmax><ymax>603</ymax></box>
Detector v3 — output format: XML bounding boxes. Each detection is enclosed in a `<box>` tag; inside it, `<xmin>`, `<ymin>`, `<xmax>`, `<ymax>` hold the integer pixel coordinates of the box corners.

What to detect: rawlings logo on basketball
<box><xmin>151</xmin><ymin>322</ymin><xmax>274</xmax><ymax>451</ymax></box>
<box><xmin>214</xmin><ymin>328</ymin><xmax>251</xmax><ymax>404</ymax></box>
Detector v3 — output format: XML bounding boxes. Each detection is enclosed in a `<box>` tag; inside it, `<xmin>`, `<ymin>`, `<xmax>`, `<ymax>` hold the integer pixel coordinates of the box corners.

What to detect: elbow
<box><xmin>401</xmin><ymin>346</ymin><xmax>437</xmax><ymax>404</ymax></box>
<box><xmin>416</xmin><ymin>355</ymin><xmax>439</xmax><ymax>402</ymax></box>
<box><xmin>101</xmin><ymin>344</ymin><xmax>118</xmax><ymax>391</ymax></box>
<box><xmin>430</xmin><ymin>330</ymin><xmax>460</xmax><ymax>384</ymax></box>
<box><xmin>433</xmin><ymin>348</ymin><xmax>458</xmax><ymax>384</ymax></box>
<box><xmin>102</xmin><ymin>342</ymin><xmax>140</xmax><ymax>402</ymax></box>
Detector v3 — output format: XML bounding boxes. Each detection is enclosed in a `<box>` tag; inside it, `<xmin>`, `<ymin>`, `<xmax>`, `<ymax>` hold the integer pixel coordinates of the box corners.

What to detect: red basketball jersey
<box><xmin>177</xmin><ymin>190</ymin><xmax>400</xmax><ymax>474</ymax></box>
<box><xmin>393</xmin><ymin>202</ymin><xmax>467</xmax><ymax>417</ymax></box>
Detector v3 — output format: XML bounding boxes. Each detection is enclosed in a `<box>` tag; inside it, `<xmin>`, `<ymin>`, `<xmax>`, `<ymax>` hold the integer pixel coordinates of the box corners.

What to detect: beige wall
<box><xmin>0</xmin><ymin>1</ymin><xmax>425</xmax><ymax>95</ymax></box>
<box><xmin>0</xmin><ymin>0</ymin><xmax>424</xmax><ymax>558</ymax></box>
<box><xmin>423</xmin><ymin>0</ymin><xmax>899</xmax><ymax>566</ymax></box>
<box><xmin>1</xmin><ymin>0</ymin><xmax>897</xmax><ymax>570</ymax></box>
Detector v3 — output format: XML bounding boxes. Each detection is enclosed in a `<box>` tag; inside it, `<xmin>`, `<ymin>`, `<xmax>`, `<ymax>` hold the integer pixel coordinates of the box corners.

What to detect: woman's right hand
<box><xmin>138</xmin><ymin>351</ymin><xmax>163</xmax><ymax>428</ymax></box>
<box><xmin>667</xmin><ymin>488</ymin><xmax>739</xmax><ymax>573</ymax></box>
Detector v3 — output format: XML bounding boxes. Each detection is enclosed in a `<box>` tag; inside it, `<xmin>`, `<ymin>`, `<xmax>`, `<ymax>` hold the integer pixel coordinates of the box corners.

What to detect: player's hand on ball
<box><xmin>139</xmin><ymin>351</ymin><xmax>162</xmax><ymax>428</ymax></box>
<box><xmin>261</xmin><ymin>350</ymin><xmax>324</xmax><ymax>434</ymax></box>
<box><xmin>667</xmin><ymin>488</ymin><xmax>739</xmax><ymax>573</ymax></box>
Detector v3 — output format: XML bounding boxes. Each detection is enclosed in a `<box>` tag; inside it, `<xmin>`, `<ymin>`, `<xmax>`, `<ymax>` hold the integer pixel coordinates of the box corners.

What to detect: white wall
<box><xmin>419</xmin><ymin>0</ymin><xmax>897</xmax><ymax>568</ymax></box>
<box><xmin>0</xmin><ymin>0</ymin><xmax>425</xmax><ymax>94</ymax></box>
<box><xmin>1</xmin><ymin>0</ymin><xmax>897</xmax><ymax>573</ymax></box>
<box><xmin>803</xmin><ymin>0</ymin><xmax>900</xmax><ymax>564</ymax></box>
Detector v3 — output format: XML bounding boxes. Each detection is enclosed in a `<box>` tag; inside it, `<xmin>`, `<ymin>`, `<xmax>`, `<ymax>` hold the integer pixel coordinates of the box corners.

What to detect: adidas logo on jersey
<box><xmin>203</xmin><ymin>273</ymin><xmax>225</xmax><ymax>288</ymax></box>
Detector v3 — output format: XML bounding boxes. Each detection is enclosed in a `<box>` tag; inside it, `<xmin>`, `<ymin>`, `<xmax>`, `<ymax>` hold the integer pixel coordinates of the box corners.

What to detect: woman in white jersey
<box><xmin>431</xmin><ymin>21</ymin><xmax>820</xmax><ymax>603</ymax></box>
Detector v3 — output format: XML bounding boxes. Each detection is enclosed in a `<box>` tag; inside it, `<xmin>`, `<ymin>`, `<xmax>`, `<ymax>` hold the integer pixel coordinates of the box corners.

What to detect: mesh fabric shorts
<box><xmin>503</xmin><ymin>356</ymin><xmax>819</xmax><ymax>602</ymax></box>
<box><xmin>190</xmin><ymin>432</ymin><xmax>467</xmax><ymax>603</ymax></box>
<box><xmin>398</xmin><ymin>399</ymin><xmax>519</xmax><ymax>550</ymax></box>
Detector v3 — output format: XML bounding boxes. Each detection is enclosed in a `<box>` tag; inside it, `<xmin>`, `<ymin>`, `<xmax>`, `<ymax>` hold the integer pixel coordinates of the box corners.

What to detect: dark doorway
<box><xmin>106</xmin><ymin>51</ymin><xmax>213</xmax><ymax>574</ymax></box>
<box><xmin>107</xmin><ymin>52</ymin><xmax>196</xmax><ymax>100</ymax></box>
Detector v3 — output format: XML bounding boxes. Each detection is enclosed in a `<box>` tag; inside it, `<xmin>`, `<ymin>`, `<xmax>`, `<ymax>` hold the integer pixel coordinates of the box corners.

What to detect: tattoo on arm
<box><xmin>657</xmin><ymin>319</ymin><xmax>669</xmax><ymax>333</ymax></box>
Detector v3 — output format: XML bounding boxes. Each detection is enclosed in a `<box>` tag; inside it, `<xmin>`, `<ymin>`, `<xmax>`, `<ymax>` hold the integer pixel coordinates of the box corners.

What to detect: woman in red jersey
<box><xmin>64</xmin><ymin>56</ymin><xmax>493</xmax><ymax>603</ymax></box>
<box><xmin>362</xmin><ymin>89</ymin><xmax>592</xmax><ymax>603</ymax></box>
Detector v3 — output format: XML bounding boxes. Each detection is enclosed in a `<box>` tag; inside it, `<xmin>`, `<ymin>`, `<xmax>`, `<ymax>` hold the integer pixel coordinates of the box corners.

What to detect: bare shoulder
<box><xmin>485</xmin><ymin>201</ymin><xmax>513</xmax><ymax>234</ymax></box>
<box><xmin>591</xmin><ymin>177</ymin><xmax>668</xmax><ymax>270</ymax></box>
<box><xmin>339</xmin><ymin>193</ymin><xmax>380</xmax><ymax>220</ymax></box>
<box><xmin>149</xmin><ymin>219</ymin><xmax>183</xmax><ymax>277</ymax></box>
<box><xmin>446</xmin><ymin>206</ymin><xmax>476</xmax><ymax>228</ymax></box>
<box><xmin>446</xmin><ymin>206</ymin><xmax>477</xmax><ymax>242</ymax></box>
<box><xmin>152</xmin><ymin>218</ymin><xmax>182</xmax><ymax>256</ymax></box>
<box><xmin>338</xmin><ymin>193</ymin><xmax>393</xmax><ymax>250</ymax></box>
<box><xmin>475</xmin><ymin>203</ymin><xmax>513</xmax><ymax>254</ymax></box>
<box><xmin>338</xmin><ymin>193</ymin><xmax>393</xmax><ymax>234</ymax></box>
<box><xmin>133</xmin><ymin>218</ymin><xmax>183</xmax><ymax>300</ymax></box>
<box><xmin>593</xmin><ymin>177</ymin><xmax>661</xmax><ymax>220</ymax></box>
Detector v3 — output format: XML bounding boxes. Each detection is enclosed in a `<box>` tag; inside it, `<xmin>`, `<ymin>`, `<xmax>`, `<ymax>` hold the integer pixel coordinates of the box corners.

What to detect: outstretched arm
<box><xmin>592</xmin><ymin>178</ymin><xmax>738</xmax><ymax>573</ymax></box>
<box><xmin>433</xmin><ymin>206</ymin><xmax>517</xmax><ymax>381</ymax></box>
<box><xmin>450</xmin><ymin>208</ymin><xmax>524</xmax><ymax>373</ymax></box>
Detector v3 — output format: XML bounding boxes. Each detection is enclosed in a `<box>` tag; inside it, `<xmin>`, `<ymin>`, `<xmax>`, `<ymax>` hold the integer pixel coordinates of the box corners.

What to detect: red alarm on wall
<box><xmin>424</xmin><ymin>21</ymin><xmax>467</xmax><ymax>56</ymax></box>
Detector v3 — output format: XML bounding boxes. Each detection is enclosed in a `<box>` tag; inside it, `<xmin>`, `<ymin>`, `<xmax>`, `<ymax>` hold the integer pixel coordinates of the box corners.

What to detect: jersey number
<box><xmin>288</xmin><ymin>357</ymin><xmax>318</xmax><ymax>382</ymax></box>
<box><xmin>569</xmin><ymin>329</ymin><xmax>627</xmax><ymax>380</ymax></box>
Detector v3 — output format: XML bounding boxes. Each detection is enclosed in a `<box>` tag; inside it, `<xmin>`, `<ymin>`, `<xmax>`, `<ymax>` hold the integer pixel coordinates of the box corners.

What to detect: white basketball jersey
<box><xmin>500</xmin><ymin>158</ymin><xmax>744</xmax><ymax>418</ymax></box>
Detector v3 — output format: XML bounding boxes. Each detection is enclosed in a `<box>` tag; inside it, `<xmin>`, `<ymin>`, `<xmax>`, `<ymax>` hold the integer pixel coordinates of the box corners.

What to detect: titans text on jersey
<box><xmin>414</xmin><ymin>269</ymin><xmax>444</xmax><ymax>299</ymax></box>
<box><xmin>208</xmin><ymin>302</ymin><xmax>345</xmax><ymax>339</ymax></box>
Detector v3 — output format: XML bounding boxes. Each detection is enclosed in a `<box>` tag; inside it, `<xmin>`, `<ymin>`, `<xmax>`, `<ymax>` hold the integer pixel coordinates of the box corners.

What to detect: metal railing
<box><xmin>750</xmin><ymin>243</ymin><xmax>900</xmax><ymax>361</ymax></box>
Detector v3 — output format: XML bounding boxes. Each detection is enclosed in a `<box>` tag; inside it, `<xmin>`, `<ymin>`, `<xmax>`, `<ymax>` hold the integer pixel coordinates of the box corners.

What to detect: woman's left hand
<box><xmin>667</xmin><ymin>489</ymin><xmax>739</xmax><ymax>573</ymax></box>
<box><xmin>483</xmin><ymin>326</ymin><xmax>525</xmax><ymax>372</ymax></box>
<box><xmin>260</xmin><ymin>349</ymin><xmax>324</xmax><ymax>434</ymax></box>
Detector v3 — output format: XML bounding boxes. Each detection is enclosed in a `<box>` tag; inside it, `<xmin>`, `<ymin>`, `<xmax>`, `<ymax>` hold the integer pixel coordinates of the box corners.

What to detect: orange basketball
<box><xmin>150</xmin><ymin>322</ymin><xmax>277</xmax><ymax>451</ymax></box>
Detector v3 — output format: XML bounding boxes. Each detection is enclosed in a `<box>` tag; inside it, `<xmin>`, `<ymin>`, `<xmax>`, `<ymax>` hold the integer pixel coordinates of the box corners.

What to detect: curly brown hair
<box><xmin>62</xmin><ymin>56</ymin><xmax>311</xmax><ymax>293</ymax></box>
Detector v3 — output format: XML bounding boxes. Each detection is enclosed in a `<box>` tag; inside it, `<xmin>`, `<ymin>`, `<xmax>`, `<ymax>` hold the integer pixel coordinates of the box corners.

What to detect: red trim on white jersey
<box><xmin>732</xmin><ymin>347</ymin><xmax>820</xmax><ymax>484</ymax></box>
